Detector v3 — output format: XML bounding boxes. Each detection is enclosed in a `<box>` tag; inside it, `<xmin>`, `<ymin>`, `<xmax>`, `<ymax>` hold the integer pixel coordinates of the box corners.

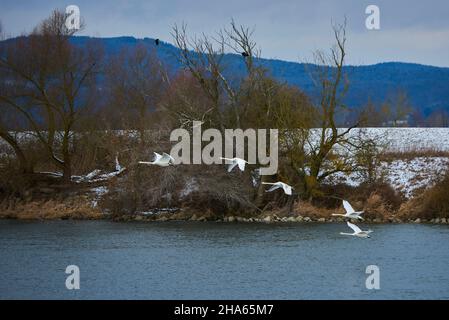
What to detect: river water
<box><xmin>1</xmin><ymin>220</ymin><xmax>448</xmax><ymax>299</ymax></box>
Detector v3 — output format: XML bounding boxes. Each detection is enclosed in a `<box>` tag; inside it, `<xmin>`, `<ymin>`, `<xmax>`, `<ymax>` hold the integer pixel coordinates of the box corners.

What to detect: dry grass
<box><xmin>0</xmin><ymin>196</ymin><xmax>102</xmax><ymax>220</ymax></box>
<box><xmin>379</xmin><ymin>149</ymin><xmax>449</xmax><ymax>162</ymax></box>
<box><xmin>363</xmin><ymin>193</ymin><xmax>395</xmax><ymax>220</ymax></box>
<box><xmin>398</xmin><ymin>172</ymin><xmax>449</xmax><ymax>219</ymax></box>
<box><xmin>316</xmin><ymin>182</ymin><xmax>403</xmax><ymax>210</ymax></box>
<box><xmin>292</xmin><ymin>200</ymin><xmax>334</xmax><ymax>218</ymax></box>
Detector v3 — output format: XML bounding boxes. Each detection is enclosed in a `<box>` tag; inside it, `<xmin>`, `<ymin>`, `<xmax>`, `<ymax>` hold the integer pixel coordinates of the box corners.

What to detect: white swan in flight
<box><xmin>262</xmin><ymin>181</ymin><xmax>293</xmax><ymax>195</ymax></box>
<box><xmin>332</xmin><ymin>200</ymin><xmax>364</xmax><ymax>220</ymax></box>
<box><xmin>340</xmin><ymin>221</ymin><xmax>373</xmax><ymax>238</ymax></box>
<box><xmin>220</xmin><ymin>157</ymin><xmax>247</xmax><ymax>172</ymax></box>
<box><xmin>139</xmin><ymin>152</ymin><xmax>174</xmax><ymax>167</ymax></box>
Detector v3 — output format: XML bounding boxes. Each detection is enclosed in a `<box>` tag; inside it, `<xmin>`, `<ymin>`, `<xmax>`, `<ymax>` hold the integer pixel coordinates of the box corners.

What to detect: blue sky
<box><xmin>1</xmin><ymin>0</ymin><xmax>448</xmax><ymax>67</ymax></box>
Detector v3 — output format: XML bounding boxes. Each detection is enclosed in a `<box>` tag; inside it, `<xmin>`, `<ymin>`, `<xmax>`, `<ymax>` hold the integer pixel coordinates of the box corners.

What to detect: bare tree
<box><xmin>0</xmin><ymin>10</ymin><xmax>101</xmax><ymax>181</ymax></box>
<box><xmin>383</xmin><ymin>91</ymin><xmax>412</xmax><ymax>126</ymax></box>
<box><xmin>301</xmin><ymin>20</ymin><xmax>377</xmax><ymax>198</ymax></box>
<box><xmin>106</xmin><ymin>43</ymin><xmax>165</xmax><ymax>141</ymax></box>
<box><xmin>161</xmin><ymin>71</ymin><xmax>215</xmax><ymax>130</ymax></box>
<box><xmin>0</xmin><ymin>20</ymin><xmax>34</xmax><ymax>173</ymax></box>
<box><xmin>426</xmin><ymin>109</ymin><xmax>449</xmax><ymax>127</ymax></box>
<box><xmin>171</xmin><ymin>23</ymin><xmax>226</xmax><ymax>130</ymax></box>
<box><xmin>170</xmin><ymin>21</ymin><xmax>260</xmax><ymax>130</ymax></box>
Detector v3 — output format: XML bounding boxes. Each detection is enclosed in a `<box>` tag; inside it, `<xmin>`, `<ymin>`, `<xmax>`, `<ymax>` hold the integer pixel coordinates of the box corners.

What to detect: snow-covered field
<box><xmin>2</xmin><ymin>128</ymin><xmax>449</xmax><ymax>152</ymax></box>
<box><xmin>317</xmin><ymin>128</ymin><xmax>449</xmax><ymax>197</ymax></box>
<box><xmin>329</xmin><ymin>157</ymin><xmax>449</xmax><ymax>198</ymax></box>
<box><xmin>306</xmin><ymin>127</ymin><xmax>449</xmax><ymax>152</ymax></box>
<box><xmin>345</xmin><ymin>128</ymin><xmax>449</xmax><ymax>152</ymax></box>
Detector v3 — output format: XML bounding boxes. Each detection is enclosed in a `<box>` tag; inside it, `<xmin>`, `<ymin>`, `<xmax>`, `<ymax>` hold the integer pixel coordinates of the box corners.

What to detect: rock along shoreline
<box><xmin>2</xmin><ymin>212</ymin><xmax>449</xmax><ymax>224</ymax></box>
<box><xmin>1</xmin><ymin>198</ymin><xmax>448</xmax><ymax>225</ymax></box>
<box><xmin>111</xmin><ymin>211</ymin><xmax>449</xmax><ymax>225</ymax></box>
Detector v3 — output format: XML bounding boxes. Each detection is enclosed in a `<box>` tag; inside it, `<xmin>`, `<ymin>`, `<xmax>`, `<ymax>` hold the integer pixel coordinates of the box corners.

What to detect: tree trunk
<box><xmin>255</xmin><ymin>174</ymin><xmax>279</xmax><ymax>208</ymax></box>
<box><xmin>61</xmin><ymin>130</ymin><xmax>72</xmax><ymax>183</ymax></box>
<box><xmin>62</xmin><ymin>162</ymin><xmax>71</xmax><ymax>183</ymax></box>
<box><xmin>254</xmin><ymin>174</ymin><xmax>269</xmax><ymax>207</ymax></box>
<box><xmin>0</xmin><ymin>132</ymin><xmax>33</xmax><ymax>174</ymax></box>
<box><xmin>287</xmin><ymin>195</ymin><xmax>298</xmax><ymax>215</ymax></box>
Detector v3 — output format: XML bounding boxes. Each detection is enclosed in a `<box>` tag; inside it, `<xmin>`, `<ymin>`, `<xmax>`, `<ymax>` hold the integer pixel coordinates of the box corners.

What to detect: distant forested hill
<box><xmin>4</xmin><ymin>36</ymin><xmax>449</xmax><ymax>117</ymax></box>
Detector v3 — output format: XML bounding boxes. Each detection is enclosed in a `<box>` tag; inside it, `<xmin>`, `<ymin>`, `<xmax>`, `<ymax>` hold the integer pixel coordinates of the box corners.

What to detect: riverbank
<box><xmin>1</xmin><ymin>149</ymin><xmax>448</xmax><ymax>224</ymax></box>
<box><xmin>1</xmin><ymin>196</ymin><xmax>448</xmax><ymax>224</ymax></box>
<box><xmin>1</xmin><ymin>128</ymin><xmax>449</xmax><ymax>225</ymax></box>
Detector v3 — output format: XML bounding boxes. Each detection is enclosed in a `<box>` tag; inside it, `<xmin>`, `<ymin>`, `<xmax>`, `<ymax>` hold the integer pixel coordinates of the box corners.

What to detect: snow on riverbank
<box><xmin>330</xmin><ymin>157</ymin><xmax>449</xmax><ymax>198</ymax></box>
<box><xmin>385</xmin><ymin>157</ymin><xmax>449</xmax><ymax>197</ymax></box>
<box><xmin>90</xmin><ymin>186</ymin><xmax>109</xmax><ymax>208</ymax></box>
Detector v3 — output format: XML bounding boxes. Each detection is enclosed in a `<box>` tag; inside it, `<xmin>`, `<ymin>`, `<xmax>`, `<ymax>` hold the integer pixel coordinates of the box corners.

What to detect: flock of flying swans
<box><xmin>138</xmin><ymin>153</ymin><xmax>371</xmax><ymax>239</ymax></box>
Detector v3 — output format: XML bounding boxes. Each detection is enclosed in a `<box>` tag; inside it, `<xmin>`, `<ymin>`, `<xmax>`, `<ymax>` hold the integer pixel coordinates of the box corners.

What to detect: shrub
<box><xmin>101</xmin><ymin>163</ymin><xmax>257</xmax><ymax>217</ymax></box>
<box><xmin>316</xmin><ymin>182</ymin><xmax>404</xmax><ymax>211</ymax></box>
<box><xmin>420</xmin><ymin>172</ymin><xmax>449</xmax><ymax>217</ymax></box>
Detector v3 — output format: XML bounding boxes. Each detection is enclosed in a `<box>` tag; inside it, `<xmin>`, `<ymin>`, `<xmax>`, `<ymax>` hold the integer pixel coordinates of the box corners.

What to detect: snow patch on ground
<box><xmin>384</xmin><ymin>157</ymin><xmax>449</xmax><ymax>198</ymax></box>
<box><xmin>136</xmin><ymin>208</ymin><xmax>179</xmax><ymax>216</ymax></box>
<box><xmin>90</xmin><ymin>186</ymin><xmax>109</xmax><ymax>208</ymax></box>
<box><xmin>72</xmin><ymin>168</ymin><xmax>126</xmax><ymax>183</ymax></box>
<box><xmin>180</xmin><ymin>178</ymin><xmax>199</xmax><ymax>198</ymax></box>
<box><xmin>329</xmin><ymin>157</ymin><xmax>449</xmax><ymax>198</ymax></box>
<box><xmin>35</xmin><ymin>167</ymin><xmax>126</xmax><ymax>184</ymax></box>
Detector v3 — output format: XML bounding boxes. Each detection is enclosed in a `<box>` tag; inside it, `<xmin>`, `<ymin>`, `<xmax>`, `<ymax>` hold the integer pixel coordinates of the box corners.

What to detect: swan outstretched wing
<box><xmin>228</xmin><ymin>162</ymin><xmax>238</xmax><ymax>172</ymax></box>
<box><xmin>266</xmin><ymin>184</ymin><xmax>281</xmax><ymax>192</ymax></box>
<box><xmin>347</xmin><ymin>210</ymin><xmax>364</xmax><ymax>221</ymax></box>
<box><xmin>282</xmin><ymin>184</ymin><xmax>293</xmax><ymax>195</ymax></box>
<box><xmin>237</xmin><ymin>159</ymin><xmax>246</xmax><ymax>171</ymax></box>
<box><xmin>347</xmin><ymin>221</ymin><xmax>362</xmax><ymax>234</ymax></box>
<box><xmin>153</xmin><ymin>152</ymin><xmax>162</xmax><ymax>162</ymax></box>
<box><xmin>162</xmin><ymin>152</ymin><xmax>175</xmax><ymax>164</ymax></box>
<box><xmin>343</xmin><ymin>200</ymin><xmax>355</xmax><ymax>214</ymax></box>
